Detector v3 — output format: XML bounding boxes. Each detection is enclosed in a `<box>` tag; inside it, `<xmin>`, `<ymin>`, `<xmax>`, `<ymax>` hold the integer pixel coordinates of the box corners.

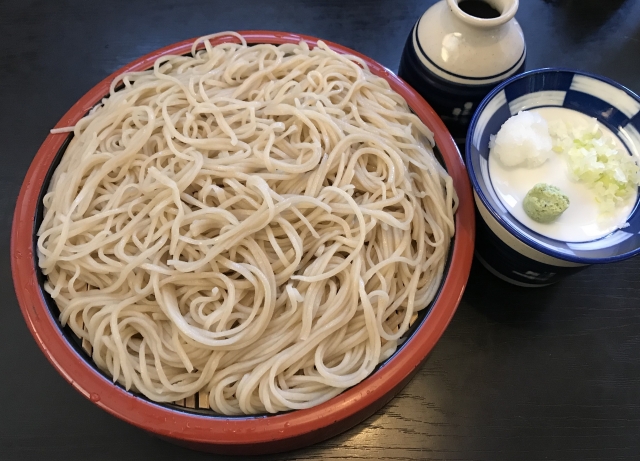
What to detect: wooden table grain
<box><xmin>1</xmin><ymin>0</ymin><xmax>639</xmax><ymax>459</ymax></box>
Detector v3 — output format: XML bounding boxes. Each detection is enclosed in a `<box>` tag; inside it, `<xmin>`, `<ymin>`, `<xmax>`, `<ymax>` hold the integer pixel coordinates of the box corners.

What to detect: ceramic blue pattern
<box><xmin>399</xmin><ymin>31</ymin><xmax>512</xmax><ymax>142</ymax></box>
<box><xmin>466</xmin><ymin>68</ymin><xmax>640</xmax><ymax>285</ymax></box>
<box><xmin>398</xmin><ymin>0</ymin><xmax>526</xmax><ymax>143</ymax></box>
<box><xmin>630</xmin><ymin>113</ymin><xmax>640</xmax><ymax>131</ymax></box>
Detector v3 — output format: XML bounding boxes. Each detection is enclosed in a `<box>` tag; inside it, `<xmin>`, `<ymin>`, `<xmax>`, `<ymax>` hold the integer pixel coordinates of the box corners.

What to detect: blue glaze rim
<box><xmin>466</xmin><ymin>67</ymin><xmax>640</xmax><ymax>264</ymax></box>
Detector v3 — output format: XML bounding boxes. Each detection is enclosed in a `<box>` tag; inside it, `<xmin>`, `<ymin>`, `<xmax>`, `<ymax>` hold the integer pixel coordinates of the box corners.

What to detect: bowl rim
<box><xmin>465</xmin><ymin>67</ymin><xmax>640</xmax><ymax>265</ymax></box>
<box><xmin>11</xmin><ymin>30</ymin><xmax>475</xmax><ymax>454</ymax></box>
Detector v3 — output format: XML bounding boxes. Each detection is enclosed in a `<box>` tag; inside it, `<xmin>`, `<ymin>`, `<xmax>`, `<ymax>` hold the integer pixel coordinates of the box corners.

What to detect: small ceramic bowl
<box><xmin>11</xmin><ymin>31</ymin><xmax>475</xmax><ymax>455</ymax></box>
<box><xmin>466</xmin><ymin>68</ymin><xmax>640</xmax><ymax>287</ymax></box>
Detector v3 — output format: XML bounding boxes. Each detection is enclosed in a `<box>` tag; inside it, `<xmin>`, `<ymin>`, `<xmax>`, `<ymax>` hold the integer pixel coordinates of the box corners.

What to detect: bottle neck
<box><xmin>446</xmin><ymin>0</ymin><xmax>518</xmax><ymax>29</ymax></box>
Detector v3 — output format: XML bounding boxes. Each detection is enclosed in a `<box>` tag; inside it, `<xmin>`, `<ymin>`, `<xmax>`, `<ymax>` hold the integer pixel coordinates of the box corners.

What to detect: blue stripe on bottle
<box><xmin>401</xmin><ymin>38</ymin><xmax>501</xmax><ymax>96</ymax></box>
<box><xmin>398</xmin><ymin>32</ymin><xmax>523</xmax><ymax>140</ymax></box>
<box><xmin>413</xmin><ymin>16</ymin><xmax>526</xmax><ymax>82</ymax></box>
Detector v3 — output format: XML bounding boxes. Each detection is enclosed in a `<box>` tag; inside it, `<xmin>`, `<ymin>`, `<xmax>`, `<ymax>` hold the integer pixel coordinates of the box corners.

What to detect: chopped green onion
<box><xmin>549</xmin><ymin>118</ymin><xmax>640</xmax><ymax>215</ymax></box>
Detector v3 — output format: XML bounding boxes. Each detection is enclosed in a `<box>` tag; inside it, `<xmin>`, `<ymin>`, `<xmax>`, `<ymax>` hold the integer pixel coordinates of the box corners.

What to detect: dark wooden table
<box><xmin>2</xmin><ymin>0</ymin><xmax>640</xmax><ymax>459</ymax></box>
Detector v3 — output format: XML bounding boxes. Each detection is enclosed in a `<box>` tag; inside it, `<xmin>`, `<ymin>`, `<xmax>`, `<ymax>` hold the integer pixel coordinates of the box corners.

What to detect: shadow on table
<box><xmin>541</xmin><ymin>0</ymin><xmax>631</xmax><ymax>42</ymax></box>
<box><xmin>461</xmin><ymin>257</ymin><xmax>566</xmax><ymax>326</ymax></box>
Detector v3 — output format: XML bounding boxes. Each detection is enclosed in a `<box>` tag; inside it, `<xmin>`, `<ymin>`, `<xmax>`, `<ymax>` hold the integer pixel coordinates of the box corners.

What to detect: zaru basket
<box><xmin>11</xmin><ymin>31</ymin><xmax>474</xmax><ymax>455</ymax></box>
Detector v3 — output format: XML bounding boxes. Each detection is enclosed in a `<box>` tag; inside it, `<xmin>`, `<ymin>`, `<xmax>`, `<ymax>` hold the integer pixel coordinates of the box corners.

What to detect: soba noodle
<box><xmin>37</xmin><ymin>32</ymin><xmax>457</xmax><ymax>415</ymax></box>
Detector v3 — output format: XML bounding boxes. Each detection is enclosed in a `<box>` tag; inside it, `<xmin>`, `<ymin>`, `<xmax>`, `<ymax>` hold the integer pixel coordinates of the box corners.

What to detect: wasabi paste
<box><xmin>523</xmin><ymin>183</ymin><xmax>570</xmax><ymax>223</ymax></box>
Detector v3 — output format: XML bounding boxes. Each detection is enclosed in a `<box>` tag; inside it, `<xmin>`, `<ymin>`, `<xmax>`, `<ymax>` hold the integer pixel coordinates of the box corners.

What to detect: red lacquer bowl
<box><xmin>11</xmin><ymin>31</ymin><xmax>475</xmax><ymax>455</ymax></box>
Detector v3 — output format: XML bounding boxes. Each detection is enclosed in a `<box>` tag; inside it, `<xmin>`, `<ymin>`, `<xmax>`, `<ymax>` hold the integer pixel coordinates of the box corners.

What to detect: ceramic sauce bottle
<box><xmin>399</xmin><ymin>0</ymin><xmax>525</xmax><ymax>143</ymax></box>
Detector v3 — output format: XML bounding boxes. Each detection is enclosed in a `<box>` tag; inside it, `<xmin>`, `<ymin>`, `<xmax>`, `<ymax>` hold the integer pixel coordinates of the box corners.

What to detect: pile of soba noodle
<box><xmin>38</xmin><ymin>32</ymin><xmax>457</xmax><ymax>415</ymax></box>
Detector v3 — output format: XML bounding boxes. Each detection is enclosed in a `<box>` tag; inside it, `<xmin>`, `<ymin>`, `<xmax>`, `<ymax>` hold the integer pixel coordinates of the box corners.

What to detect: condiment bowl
<box><xmin>466</xmin><ymin>68</ymin><xmax>640</xmax><ymax>286</ymax></box>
